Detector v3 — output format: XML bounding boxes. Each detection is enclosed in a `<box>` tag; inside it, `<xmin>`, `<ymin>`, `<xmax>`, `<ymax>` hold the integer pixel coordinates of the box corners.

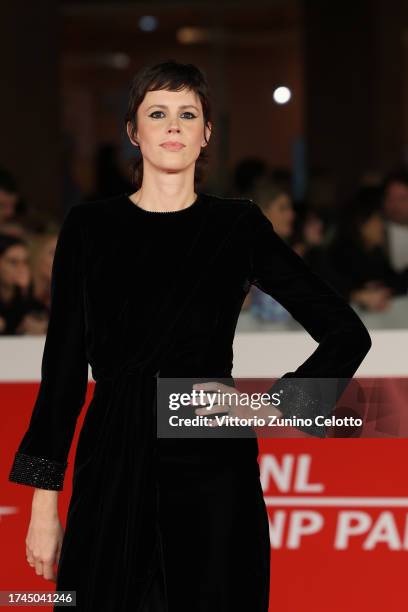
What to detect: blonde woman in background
<box><xmin>18</xmin><ymin>231</ymin><xmax>59</xmax><ymax>335</ymax></box>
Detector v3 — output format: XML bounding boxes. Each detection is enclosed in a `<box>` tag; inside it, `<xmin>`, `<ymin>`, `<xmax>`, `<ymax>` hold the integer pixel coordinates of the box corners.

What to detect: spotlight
<box><xmin>273</xmin><ymin>86</ymin><xmax>292</xmax><ymax>105</ymax></box>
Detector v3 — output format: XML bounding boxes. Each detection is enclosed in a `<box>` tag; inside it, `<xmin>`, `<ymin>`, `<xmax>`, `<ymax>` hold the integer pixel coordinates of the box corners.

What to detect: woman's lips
<box><xmin>160</xmin><ymin>142</ymin><xmax>185</xmax><ymax>151</ymax></box>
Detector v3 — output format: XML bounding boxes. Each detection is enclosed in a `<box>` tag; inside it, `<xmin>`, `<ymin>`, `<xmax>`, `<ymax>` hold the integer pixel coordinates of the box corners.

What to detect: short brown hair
<box><xmin>124</xmin><ymin>59</ymin><xmax>212</xmax><ymax>188</ymax></box>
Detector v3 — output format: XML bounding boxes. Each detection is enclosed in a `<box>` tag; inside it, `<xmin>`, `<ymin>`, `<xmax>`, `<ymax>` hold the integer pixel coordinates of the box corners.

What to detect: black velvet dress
<box><xmin>8</xmin><ymin>191</ymin><xmax>372</xmax><ymax>611</ymax></box>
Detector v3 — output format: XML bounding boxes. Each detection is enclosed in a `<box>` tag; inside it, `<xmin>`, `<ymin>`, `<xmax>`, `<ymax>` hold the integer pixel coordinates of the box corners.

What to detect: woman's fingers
<box><xmin>26</xmin><ymin>544</ymin><xmax>35</xmax><ymax>567</ymax></box>
<box><xmin>30</xmin><ymin>550</ymin><xmax>57</xmax><ymax>580</ymax></box>
<box><xmin>191</xmin><ymin>381</ymin><xmax>236</xmax><ymax>405</ymax></box>
<box><xmin>41</xmin><ymin>557</ymin><xmax>57</xmax><ymax>581</ymax></box>
<box><xmin>195</xmin><ymin>403</ymin><xmax>230</xmax><ymax>415</ymax></box>
<box><xmin>190</xmin><ymin>381</ymin><xmax>252</xmax><ymax>426</ymax></box>
<box><xmin>34</xmin><ymin>558</ymin><xmax>44</xmax><ymax>576</ymax></box>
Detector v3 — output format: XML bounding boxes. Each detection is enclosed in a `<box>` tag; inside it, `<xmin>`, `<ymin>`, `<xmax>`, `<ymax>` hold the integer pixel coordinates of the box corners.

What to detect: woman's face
<box><xmin>303</xmin><ymin>213</ymin><xmax>324</xmax><ymax>246</ymax></box>
<box><xmin>361</xmin><ymin>212</ymin><xmax>385</xmax><ymax>247</ymax></box>
<box><xmin>0</xmin><ymin>189</ymin><xmax>18</xmax><ymax>223</ymax></box>
<box><xmin>127</xmin><ymin>87</ymin><xmax>211</xmax><ymax>179</ymax></box>
<box><xmin>264</xmin><ymin>193</ymin><xmax>295</xmax><ymax>238</ymax></box>
<box><xmin>383</xmin><ymin>181</ymin><xmax>408</xmax><ymax>224</ymax></box>
<box><xmin>0</xmin><ymin>244</ymin><xmax>29</xmax><ymax>287</ymax></box>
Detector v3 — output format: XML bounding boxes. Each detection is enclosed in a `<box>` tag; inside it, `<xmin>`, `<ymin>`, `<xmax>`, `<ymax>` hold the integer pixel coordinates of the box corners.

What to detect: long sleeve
<box><xmin>8</xmin><ymin>205</ymin><xmax>89</xmax><ymax>490</ymax></box>
<box><xmin>247</xmin><ymin>202</ymin><xmax>372</xmax><ymax>437</ymax></box>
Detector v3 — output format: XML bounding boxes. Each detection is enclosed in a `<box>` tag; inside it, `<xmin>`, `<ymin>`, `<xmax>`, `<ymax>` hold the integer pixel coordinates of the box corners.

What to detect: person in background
<box><xmin>23</xmin><ymin>231</ymin><xmax>58</xmax><ymax>330</ymax></box>
<box><xmin>243</xmin><ymin>179</ymin><xmax>295</xmax><ymax>323</ymax></box>
<box><xmin>382</xmin><ymin>167</ymin><xmax>408</xmax><ymax>271</ymax></box>
<box><xmin>232</xmin><ymin>156</ymin><xmax>268</xmax><ymax>198</ymax></box>
<box><xmin>0</xmin><ymin>234</ymin><xmax>31</xmax><ymax>334</ymax></box>
<box><xmin>0</xmin><ymin>167</ymin><xmax>20</xmax><ymax>226</ymax></box>
<box><xmin>254</xmin><ymin>180</ymin><xmax>295</xmax><ymax>235</ymax></box>
<box><xmin>0</xmin><ymin>221</ymin><xmax>28</xmax><ymax>239</ymax></box>
<box><xmin>305</xmin><ymin>186</ymin><xmax>408</xmax><ymax>312</ymax></box>
<box><xmin>291</xmin><ymin>207</ymin><xmax>326</xmax><ymax>258</ymax></box>
<box><xmin>86</xmin><ymin>142</ymin><xmax>134</xmax><ymax>201</ymax></box>
<box><xmin>0</xmin><ymin>167</ymin><xmax>35</xmax><ymax>233</ymax></box>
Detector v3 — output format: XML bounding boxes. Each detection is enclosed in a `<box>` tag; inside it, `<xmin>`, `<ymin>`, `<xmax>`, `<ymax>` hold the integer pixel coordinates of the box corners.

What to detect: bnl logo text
<box><xmin>260</xmin><ymin>454</ymin><xmax>408</xmax><ymax>550</ymax></box>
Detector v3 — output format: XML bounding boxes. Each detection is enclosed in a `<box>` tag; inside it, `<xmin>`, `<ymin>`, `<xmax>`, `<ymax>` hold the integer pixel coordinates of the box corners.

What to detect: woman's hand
<box><xmin>192</xmin><ymin>381</ymin><xmax>257</xmax><ymax>427</ymax></box>
<box><xmin>26</xmin><ymin>489</ymin><xmax>64</xmax><ymax>582</ymax></box>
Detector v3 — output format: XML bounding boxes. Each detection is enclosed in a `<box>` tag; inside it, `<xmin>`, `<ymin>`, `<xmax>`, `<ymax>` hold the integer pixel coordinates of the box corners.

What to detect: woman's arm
<box><xmin>8</xmin><ymin>204</ymin><xmax>89</xmax><ymax>490</ymax></box>
<box><xmin>247</xmin><ymin>202</ymin><xmax>372</xmax><ymax>437</ymax></box>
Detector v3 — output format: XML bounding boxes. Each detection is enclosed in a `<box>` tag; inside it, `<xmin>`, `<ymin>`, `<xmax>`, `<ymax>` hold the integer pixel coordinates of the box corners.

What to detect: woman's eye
<box><xmin>149</xmin><ymin>111</ymin><xmax>196</xmax><ymax>119</ymax></box>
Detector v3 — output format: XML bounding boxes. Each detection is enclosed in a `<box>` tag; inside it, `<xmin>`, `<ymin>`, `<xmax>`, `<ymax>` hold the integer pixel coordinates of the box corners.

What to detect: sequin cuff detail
<box><xmin>269</xmin><ymin>378</ymin><xmax>331</xmax><ymax>438</ymax></box>
<box><xmin>8</xmin><ymin>452</ymin><xmax>67</xmax><ymax>491</ymax></box>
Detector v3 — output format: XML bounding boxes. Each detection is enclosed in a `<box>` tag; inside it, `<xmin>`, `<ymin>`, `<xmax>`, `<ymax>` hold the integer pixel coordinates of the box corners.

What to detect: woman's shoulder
<box><xmin>202</xmin><ymin>191</ymin><xmax>252</xmax><ymax>208</ymax></box>
<box><xmin>200</xmin><ymin>191</ymin><xmax>260</xmax><ymax>221</ymax></box>
<box><xmin>205</xmin><ymin>193</ymin><xmax>272</xmax><ymax>235</ymax></box>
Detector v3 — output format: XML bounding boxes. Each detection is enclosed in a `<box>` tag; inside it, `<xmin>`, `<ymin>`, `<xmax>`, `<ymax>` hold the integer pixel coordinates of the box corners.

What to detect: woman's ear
<box><xmin>203</xmin><ymin>121</ymin><xmax>212</xmax><ymax>147</ymax></box>
<box><xmin>126</xmin><ymin>121</ymin><xmax>139</xmax><ymax>147</ymax></box>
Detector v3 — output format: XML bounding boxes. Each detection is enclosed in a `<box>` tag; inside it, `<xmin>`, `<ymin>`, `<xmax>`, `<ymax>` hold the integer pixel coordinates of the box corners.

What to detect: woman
<box><xmin>8</xmin><ymin>60</ymin><xmax>371</xmax><ymax>611</ymax></box>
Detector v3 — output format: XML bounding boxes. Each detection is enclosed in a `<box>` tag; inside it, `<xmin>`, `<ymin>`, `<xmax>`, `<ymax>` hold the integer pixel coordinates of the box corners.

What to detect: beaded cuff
<box><xmin>269</xmin><ymin>378</ymin><xmax>332</xmax><ymax>438</ymax></box>
<box><xmin>8</xmin><ymin>452</ymin><xmax>67</xmax><ymax>491</ymax></box>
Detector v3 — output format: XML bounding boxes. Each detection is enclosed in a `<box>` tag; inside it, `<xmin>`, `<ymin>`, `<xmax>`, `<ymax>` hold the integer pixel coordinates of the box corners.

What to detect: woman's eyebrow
<box><xmin>146</xmin><ymin>104</ymin><xmax>199</xmax><ymax>111</ymax></box>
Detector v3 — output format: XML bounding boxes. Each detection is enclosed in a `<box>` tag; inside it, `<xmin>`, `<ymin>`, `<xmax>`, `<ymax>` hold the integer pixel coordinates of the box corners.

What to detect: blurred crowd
<box><xmin>0</xmin><ymin>167</ymin><xmax>61</xmax><ymax>335</ymax></box>
<box><xmin>234</xmin><ymin>159</ymin><xmax>408</xmax><ymax>322</ymax></box>
<box><xmin>1</xmin><ymin>154</ymin><xmax>408</xmax><ymax>335</ymax></box>
<box><xmin>0</xmin><ymin>145</ymin><xmax>134</xmax><ymax>336</ymax></box>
